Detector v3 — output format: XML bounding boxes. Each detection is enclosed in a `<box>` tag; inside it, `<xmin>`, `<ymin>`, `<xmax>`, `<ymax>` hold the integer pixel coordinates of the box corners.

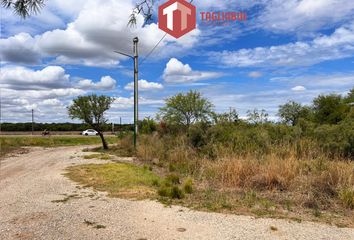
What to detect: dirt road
<box><xmin>1</xmin><ymin>147</ymin><xmax>353</xmax><ymax>240</ymax></box>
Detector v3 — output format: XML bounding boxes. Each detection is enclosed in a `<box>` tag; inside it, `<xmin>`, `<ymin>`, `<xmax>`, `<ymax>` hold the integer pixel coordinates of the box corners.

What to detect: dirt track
<box><xmin>1</xmin><ymin>146</ymin><xmax>354</xmax><ymax>240</ymax></box>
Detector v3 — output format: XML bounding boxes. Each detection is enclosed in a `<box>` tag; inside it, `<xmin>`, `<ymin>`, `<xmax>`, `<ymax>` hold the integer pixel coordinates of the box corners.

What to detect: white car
<box><xmin>82</xmin><ymin>129</ymin><xmax>98</xmax><ymax>136</ymax></box>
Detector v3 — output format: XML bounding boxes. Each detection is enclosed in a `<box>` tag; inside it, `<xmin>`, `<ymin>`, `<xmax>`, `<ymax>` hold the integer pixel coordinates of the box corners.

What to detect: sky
<box><xmin>0</xmin><ymin>0</ymin><xmax>354</xmax><ymax>123</ymax></box>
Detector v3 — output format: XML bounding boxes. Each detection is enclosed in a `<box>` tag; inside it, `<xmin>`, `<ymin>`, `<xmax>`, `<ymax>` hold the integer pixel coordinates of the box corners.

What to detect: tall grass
<box><xmin>129</xmin><ymin>122</ymin><xmax>354</xmax><ymax>211</ymax></box>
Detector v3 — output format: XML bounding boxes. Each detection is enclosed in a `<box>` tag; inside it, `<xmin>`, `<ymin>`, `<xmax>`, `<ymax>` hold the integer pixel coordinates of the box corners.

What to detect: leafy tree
<box><xmin>313</xmin><ymin>94</ymin><xmax>348</xmax><ymax>125</ymax></box>
<box><xmin>278</xmin><ymin>101</ymin><xmax>309</xmax><ymax>126</ymax></box>
<box><xmin>213</xmin><ymin>108</ymin><xmax>239</xmax><ymax>124</ymax></box>
<box><xmin>68</xmin><ymin>94</ymin><xmax>114</xmax><ymax>149</ymax></box>
<box><xmin>139</xmin><ymin>117</ymin><xmax>157</xmax><ymax>134</ymax></box>
<box><xmin>1</xmin><ymin>0</ymin><xmax>45</xmax><ymax>18</ymax></box>
<box><xmin>247</xmin><ymin>109</ymin><xmax>269</xmax><ymax>124</ymax></box>
<box><xmin>158</xmin><ymin>91</ymin><xmax>214</xmax><ymax>128</ymax></box>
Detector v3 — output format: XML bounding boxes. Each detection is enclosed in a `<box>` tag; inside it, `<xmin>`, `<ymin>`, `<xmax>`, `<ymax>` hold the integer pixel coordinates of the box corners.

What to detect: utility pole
<box><xmin>114</xmin><ymin>37</ymin><xmax>139</xmax><ymax>148</ymax></box>
<box><xmin>133</xmin><ymin>37</ymin><xmax>139</xmax><ymax>148</ymax></box>
<box><xmin>31</xmin><ymin>109</ymin><xmax>34</xmax><ymax>135</ymax></box>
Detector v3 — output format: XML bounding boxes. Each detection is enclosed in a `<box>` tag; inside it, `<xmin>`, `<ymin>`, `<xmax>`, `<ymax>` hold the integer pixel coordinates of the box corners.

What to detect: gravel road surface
<box><xmin>1</xmin><ymin>146</ymin><xmax>353</xmax><ymax>240</ymax></box>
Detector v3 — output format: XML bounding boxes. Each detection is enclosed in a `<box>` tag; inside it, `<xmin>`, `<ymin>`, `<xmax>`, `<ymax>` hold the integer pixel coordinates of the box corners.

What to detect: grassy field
<box><xmin>0</xmin><ymin>135</ymin><xmax>117</xmax><ymax>158</ymax></box>
<box><xmin>66</xmin><ymin>163</ymin><xmax>161</xmax><ymax>199</ymax></box>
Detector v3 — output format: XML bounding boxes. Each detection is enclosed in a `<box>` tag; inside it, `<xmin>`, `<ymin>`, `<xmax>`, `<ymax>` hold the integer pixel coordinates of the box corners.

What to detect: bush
<box><xmin>339</xmin><ymin>189</ymin><xmax>354</xmax><ymax>209</ymax></box>
<box><xmin>314</xmin><ymin>120</ymin><xmax>354</xmax><ymax>158</ymax></box>
<box><xmin>140</xmin><ymin>118</ymin><xmax>157</xmax><ymax>134</ymax></box>
<box><xmin>183</xmin><ymin>178</ymin><xmax>193</xmax><ymax>194</ymax></box>
<box><xmin>170</xmin><ymin>186</ymin><xmax>185</xmax><ymax>199</ymax></box>
<box><xmin>165</xmin><ymin>174</ymin><xmax>180</xmax><ymax>185</ymax></box>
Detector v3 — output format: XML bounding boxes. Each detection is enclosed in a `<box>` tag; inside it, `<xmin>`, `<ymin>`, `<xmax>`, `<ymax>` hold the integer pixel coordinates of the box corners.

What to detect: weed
<box><xmin>94</xmin><ymin>224</ymin><xmax>106</xmax><ymax>229</ymax></box>
<box><xmin>339</xmin><ymin>188</ymin><xmax>354</xmax><ymax>209</ymax></box>
<box><xmin>51</xmin><ymin>194</ymin><xmax>79</xmax><ymax>203</ymax></box>
<box><xmin>84</xmin><ymin>154</ymin><xmax>112</xmax><ymax>160</ymax></box>
<box><xmin>183</xmin><ymin>178</ymin><xmax>193</xmax><ymax>194</ymax></box>
<box><xmin>270</xmin><ymin>226</ymin><xmax>278</xmax><ymax>231</ymax></box>
<box><xmin>65</xmin><ymin>163</ymin><xmax>161</xmax><ymax>199</ymax></box>
<box><xmin>165</xmin><ymin>174</ymin><xmax>180</xmax><ymax>185</ymax></box>
<box><xmin>170</xmin><ymin>186</ymin><xmax>184</xmax><ymax>199</ymax></box>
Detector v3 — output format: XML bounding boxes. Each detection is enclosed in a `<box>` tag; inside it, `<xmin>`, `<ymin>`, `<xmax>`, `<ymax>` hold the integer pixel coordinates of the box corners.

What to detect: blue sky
<box><xmin>1</xmin><ymin>0</ymin><xmax>354</xmax><ymax>123</ymax></box>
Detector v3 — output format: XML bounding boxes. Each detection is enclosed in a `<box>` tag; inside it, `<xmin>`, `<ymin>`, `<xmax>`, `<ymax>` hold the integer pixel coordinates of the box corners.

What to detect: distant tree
<box><xmin>278</xmin><ymin>101</ymin><xmax>309</xmax><ymax>126</ymax></box>
<box><xmin>1</xmin><ymin>0</ymin><xmax>45</xmax><ymax>18</ymax></box>
<box><xmin>68</xmin><ymin>94</ymin><xmax>114</xmax><ymax>149</ymax></box>
<box><xmin>213</xmin><ymin>108</ymin><xmax>239</xmax><ymax>124</ymax></box>
<box><xmin>247</xmin><ymin>109</ymin><xmax>268</xmax><ymax>124</ymax></box>
<box><xmin>158</xmin><ymin>91</ymin><xmax>214</xmax><ymax>128</ymax></box>
<box><xmin>139</xmin><ymin>117</ymin><xmax>157</xmax><ymax>134</ymax></box>
<box><xmin>313</xmin><ymin>94</ymin><xmax>348</xmax><ymax>125</ymax></box>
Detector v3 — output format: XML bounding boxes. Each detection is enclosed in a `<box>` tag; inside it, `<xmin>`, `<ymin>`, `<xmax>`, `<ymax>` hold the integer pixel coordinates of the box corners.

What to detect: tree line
<box><xmin>0</xmin><ymin>122</ymin><xmax>133</xmax><ymax>132</ymax></box>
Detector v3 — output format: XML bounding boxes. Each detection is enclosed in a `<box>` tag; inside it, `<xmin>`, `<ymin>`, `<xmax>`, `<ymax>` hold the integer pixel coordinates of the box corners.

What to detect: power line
<box><xmin>139</xmin><ymin>0</ymin><xmax>195</xmax><ymax>65</ymax></box>
<box><xmin>140</xmin><ymin>33</ymin><xmax>167</xmax><ymax>65</ymax></box>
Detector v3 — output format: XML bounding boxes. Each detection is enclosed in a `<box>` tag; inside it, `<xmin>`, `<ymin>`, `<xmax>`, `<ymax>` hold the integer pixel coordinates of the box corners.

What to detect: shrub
<box><xmin>340</xmin><ymin>189</ymin><xmax>354</xmax><ymax>209</ymax></box>
<box><xmin>157</xmin><ymin>185</ymin><xmax>185</xmax><ymax>199</ymax></box>
<box><xmin>165</xmin><ymin>174</ymin><xmax>180</xmax><ymax>185</ymax></box>
<box><xmin>183</xmin><ymin>178</ymin><xmax>193</xmax><ymax>194</ymax></box>
<box><xmin>170</xmin><ymin>186</ymin><xmax>185</xmax><ymax>199</ymax></box>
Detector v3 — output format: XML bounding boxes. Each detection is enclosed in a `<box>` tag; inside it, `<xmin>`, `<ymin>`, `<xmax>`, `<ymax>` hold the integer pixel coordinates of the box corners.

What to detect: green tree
<box><xmin>140</xmin><ymin>117</ymin><xmax>157</xmax><ymax>134</ymax></box>
<box><xmin>68</xmin><ymin>94</ymin><xmax>114</xmax><ymax>149</ymax></box>
<box><xmin>247</xmin><ymin>109</ymin><xmax>269</xmax><ymax>124</ymax></box>
<box><xmin>313</xmin><ymin>94</ymin><xmax>348</xmax><ymax>125</ymax></box>
<box><xmin>1</xmin><ymin>0</ymin><xmax>45</xmax><ymax>18</ymax></box>
<box><xmin>278</xmin><ymin>101</ymin><xmax>309</xmax><ymax>126</ymax></box>
<box><xmin>158</xmin><ymin>91</ymin><xmax>214</xmax><ymax>128</ymax></box>
<box><xmin>213</xmin><ymin>108</ymin><xmax>239</xmax><ymax>124</ymax></box>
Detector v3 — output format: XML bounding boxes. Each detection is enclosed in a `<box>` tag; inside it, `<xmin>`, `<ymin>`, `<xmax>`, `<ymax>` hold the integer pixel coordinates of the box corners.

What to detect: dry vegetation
<box><xmin>67</xmin><ymin>89</ymin><xmax>354</xmax><ymax>226</ymax></box>
<box><xmin>112</xmin><ymin>125</ymin><xmax>354</xmax><ymax>226</ymax></box>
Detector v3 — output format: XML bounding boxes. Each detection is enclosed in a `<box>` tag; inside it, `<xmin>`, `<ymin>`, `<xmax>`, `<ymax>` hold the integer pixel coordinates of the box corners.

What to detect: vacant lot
<box><xmin>1</xmin><ymin>144</ymin><xmax>354</xmax><ymax>239</ymax></box>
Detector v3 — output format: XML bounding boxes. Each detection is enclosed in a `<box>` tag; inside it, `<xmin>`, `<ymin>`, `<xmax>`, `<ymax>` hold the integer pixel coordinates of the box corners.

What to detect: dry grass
<box><xmin>65</xmin><ymin>163</ymin><xmax>161</xmax><ymax>199</ymax></box>
<box><xmin>86</xmin><ymin>133</ymin><xmax>354</xmax><ymax>226</ymax></box>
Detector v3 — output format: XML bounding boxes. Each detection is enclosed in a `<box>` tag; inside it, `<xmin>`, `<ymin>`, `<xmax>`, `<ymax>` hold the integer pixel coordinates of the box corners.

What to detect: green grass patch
<box><xmin>83</xmin><ymin>153</ymin><xmax>112</xmax><ymax>160</ymax></box>
<box><xmin>0</xmin><ymin>136</ymin><xmax>117</xmax><ymax>157</ymax></box>
<box><xmin>65</xmin><ymin>163</ymin><xmax>161</xmax><ymax>199</ymax></box>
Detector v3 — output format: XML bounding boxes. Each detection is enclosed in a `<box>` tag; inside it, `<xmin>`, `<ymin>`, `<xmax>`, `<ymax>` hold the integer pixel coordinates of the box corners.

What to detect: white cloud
<box><xmin>163</xmin><ymin>58</ymin><xmax>222</xmax><ymax>83</ymax></box>
<box><xmin>125</xmin><ymin>80</ymin><xmax>163</xmax><ymax>91</ymax></box>
<box><xmin>41</xmin><ymin>99</ymin><xmax>63</xmax><ymax>106</ymax></box>
<box><xmin>258</xmin><ymin>0</ymin><xmax>354</xmax><ymax>33</ymax></box>
<box><xmin>1</xmin><ymin>0</ymin><xmax>200</xmax><ymax>67</ymax></box>
<box><xmin>248</xmin><ymin>71</ymin><xmax>263</xmax><ymax>78</ymax></box>
<box><xmin>112</xmin><ymin>96</ymin><xmax>164</xmax><ymax>110</ymax></box>
<box><xmin>0</xmin><ymin>33</ymin><xmax>40</xmax><ymax>64</ymax></box>
<box><xmin>272</xmin><ymin>73</ymin><xmax>354</xmax><ymax>88</ymax></box>
<box><xmin>0</xmin><ymin>66</ymin><xmax>69</xmax><ymax>90</ymax></box>
<box><xmin>77</xmin><ymin>76</ymin><xmax>116</xmax><ymax>90</ymax></box>
<box><xmin>291</xmin><ymin>86</ymin><xmax>306</xmax><ymax>92</ymax></box>
<box><xmin>211</xmin><ymin>21</ymin><xmax>354</xmax><ymax>68</ymax></box>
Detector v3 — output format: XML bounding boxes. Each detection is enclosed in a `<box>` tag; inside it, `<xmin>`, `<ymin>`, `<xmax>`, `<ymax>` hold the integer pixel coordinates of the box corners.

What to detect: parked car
<box><xmin>82</xmin><ymin>129</ymin><xmax>98</xmax><ymax>136</ymax></box>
